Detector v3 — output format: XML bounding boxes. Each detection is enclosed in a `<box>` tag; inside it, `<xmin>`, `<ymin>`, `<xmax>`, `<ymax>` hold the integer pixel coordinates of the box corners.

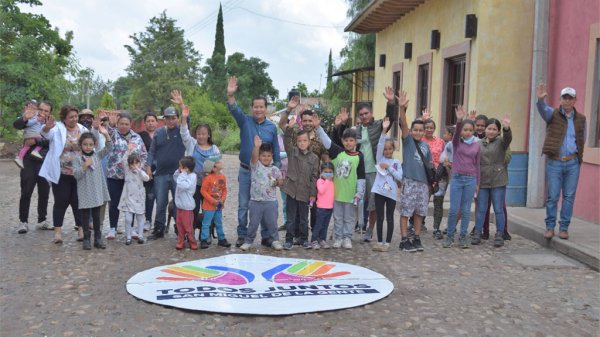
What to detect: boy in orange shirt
<box><xmin>199</xmin><ymin>157</ymin><xmax>231</xmax><ymax>249</ymax></box>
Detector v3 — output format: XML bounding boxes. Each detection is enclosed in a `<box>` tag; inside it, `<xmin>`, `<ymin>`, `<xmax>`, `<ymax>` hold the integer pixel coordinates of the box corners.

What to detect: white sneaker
<box><xmin>143</xmin><ymin>220</ymin><xmax>151</xmax><ymax>232</ymax></box>
<box><xmin>311</xmin><ymin>241</ymin><xmax>320</xmax><ymax>250</ymax></box>
<box><xmin>319</xmin><ymin>240</ymin><xmax>331</xmax><ymax>249</ymax></box>
<box><xmin>271</xmin><ymin>241</ymin><xmax>283</xmax><ymax>251</ymax></box>
<box><xmin>17</xmin><ymin>222</ymin><xmax>28</xmax><ymax>234</ymax></box>
<box><xmin>332</xmin><ymin>239</ymin><xmax>343</xmax><ymax>249</ymax></box>
<box><xmin>30</xmin><ymin>150</ymin><xmax>43</xmax><ymax>159</ymax></box>
<box><xmin>342</xmin><ymin>238</ymin><xmax>353</xmax><ymax>249</ymax></box>
<box><xmin>116</xmin><ymin>227</ymin><xmax>124</xmax><ymax>234</ymax></box>
<box><xmin>381</xmin><ymin>243</ymin><xmax>390</xmax><ymax>252</ymax></box>
<box><xmin>105</xmin><ymin>228</ymin><xmax>116</xmax><ymax>240</ymax></box>
<box><xmin>14</xmin><ymin>158</ymin><xmax>24</xmax><ymax>169</ymax></box>
<box><xmin>132</xmin><ymin>230</ymin><xmax>139</xmax><ymax>240</ymax></box>
<box><xmin>36</xmin><ymin>220</ymin><xmax>53</xmax><ymax>230</ymax></box>
<box><xmin>240</xmin><ymin>243</ymin><xmax>252</xmax><ymax>251</ymax></box>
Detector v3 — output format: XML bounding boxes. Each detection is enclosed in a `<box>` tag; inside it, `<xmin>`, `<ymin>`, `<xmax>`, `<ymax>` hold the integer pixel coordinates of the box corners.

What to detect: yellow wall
<box><xmin>372</xmin><ymin>0</ymin><xmax>533</xmax><ymax>151</ymax></box>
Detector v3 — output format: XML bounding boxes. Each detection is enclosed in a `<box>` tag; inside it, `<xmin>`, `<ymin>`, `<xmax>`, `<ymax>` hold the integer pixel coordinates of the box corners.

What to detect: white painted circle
<box><xmin>127</xmin><ymin>254</ymin><xmax>394</xmax><ymax>315</ymax></box>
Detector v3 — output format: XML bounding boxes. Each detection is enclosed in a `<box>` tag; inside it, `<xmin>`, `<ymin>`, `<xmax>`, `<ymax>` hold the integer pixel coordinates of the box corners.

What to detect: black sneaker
<box><xmin>482</xmin><ymin>232</ymin><xmax>490</xmax><ymax>240</ymax></box>
<box><xmin>148</xmin><ymin>232</ymin><xmax>164</xmax><ymax>240</ymax></box>
<box><xmin>261</xmin><ymin>238</ymin><xmax>274</xmax><ymax>247</ymax></box>
<box><xmin>399</xmin><ymin>240</ymin><xmax>417</xmax><ymax>253</ymax></box>
<box><xmin>412</xmin><ymin>237</ymin><xmax>424</xmax><ymax>252</ymax></box>
<box><xmin>432</xmin><ymin>230</ymin><xmax>443</xmax><ymax>240</ymax></box>
<box><xmin>82</xmin><ymin>239</ymin><xmax>91</xmax><ymax>250</ymax></box>
<box><xmin>471</xmin><ymin>230</ymin><xmax>482</xmax><ymax>245</ymax></box>
<box><xmin>235</xmin><ymin>238</ymin><xmax>245</xmax><ymax>248</ymax></box>
<box><xmin>503</xmin><ymin>232</ymin><xmax>512</xmax><ymax>241</ymax></box>
<box><xmin>442</xmin><ymin>228</ymin><xmax>448</xmax><ymax>235</ymax></box>
<box><xmin>494</xmin><ymin>232</ymin><xmax>504</xmax><ymax>247</ymax></box>
<box><xmin>94</xmin><ymin>240</ymin><xmax>106</xmax><ymax>249</ymax></box>
<box><xmin>217</xmin><ymin>239</ymin><xmax>231</xmax><ymax>248</ymax></box>
<box><xmin>200</xmin><ymin>240</ymin><xmax>210</xmax><ymax>249</ymax></box>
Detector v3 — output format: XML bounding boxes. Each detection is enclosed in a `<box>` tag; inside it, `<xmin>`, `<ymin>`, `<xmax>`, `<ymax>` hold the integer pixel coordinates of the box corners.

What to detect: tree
<box><xmin>324</xmin><ymin>49</ymin><xmax>333</xmax><ymax>98</ymax></box>
<box><xmin>124</xmin><ymin>11</ymin><xmax>202</xmax><ymax>113</ymax></box>
<box><xmin>0</xmin><ymin>0</ymin><xmax>73</xmax><ymax>136</ymax></box>
<box><xmin>202</xmin><ymin>3</ymin><xmax>227</xmax><ymax>102</ymax></box>
<box><xmin>295</xmin><ymin>82</ymin><xmax>309</xmax><ymax>97</ymax></box>
<box><xmin>98</xmin><ymin>91</ymin><xmax>116</xmax><ymax>110</ymax></box>
<box><xmin>226</xmin><ymin>52</ymin><xmax>278</xmax><ymax>109</ymax></box>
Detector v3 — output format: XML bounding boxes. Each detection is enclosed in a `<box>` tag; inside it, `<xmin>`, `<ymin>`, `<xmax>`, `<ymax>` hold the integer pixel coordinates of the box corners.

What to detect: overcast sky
<box><xmin>22</xmin><ymin>0</ymin><xmax>352</xmax><ymax>99</ymax></box>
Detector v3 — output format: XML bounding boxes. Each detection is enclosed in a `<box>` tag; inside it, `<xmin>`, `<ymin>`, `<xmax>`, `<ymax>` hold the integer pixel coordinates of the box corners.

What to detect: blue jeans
<box><xmin>153</xmin><ymin>174</ymin><xmax>177</xmax><ymax>233</ymax></box>
<box><xmin>144</xmin><ymin>181</ymin><xmax>155</xmax><ymax>222</ymax></box>
<box><xmin>201</xmin><ymin>210</ymin><xmax>225</xmax><ymax>241</ymax></box>
<box><xmin>475</xmin><ymin>186</ymin><xmax>506</xmax><ymax>233</ymax></box>
<box><xmin>312</xmin><ymin>207</ymin><xmax>333</xmax><ymax>242</ymax></box>
<box><xmin>545</xmin><ymin>158</ymin><xmax>580</xmax><ymax>231</ymax></box>
<box><xmin>446</xmin><ymin>174</ymin><xmax>477</xmax><ymax>238</ymax></box>
<box><xmin>237</xmin><ymin>167</ymin><xmax>268</xmax><ymax>240</ymax></box>
<box><xmin>106</xmin><ymin>178</ymin><xmax>124</xmax><ymax>229</ymax></box>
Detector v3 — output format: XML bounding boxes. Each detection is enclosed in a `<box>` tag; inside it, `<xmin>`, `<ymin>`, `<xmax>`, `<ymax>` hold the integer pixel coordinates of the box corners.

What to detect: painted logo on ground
<box><xmin>127</xmin><ymin>254</ymin><xmax>394</xmax><ymax>315</ymax></box>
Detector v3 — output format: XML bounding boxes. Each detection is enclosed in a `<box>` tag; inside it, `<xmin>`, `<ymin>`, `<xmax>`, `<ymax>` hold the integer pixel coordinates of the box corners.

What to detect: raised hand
<box><xmin>45</xmin><ymin>115</ymin><xmax>56</xmax><ymax>130</ymax></box>
<box><xmin>421</xmin><ymin>108</ymin><xmax>432</xmax><ymax>121</ymax></box>
<box><xmin>254</xmin><ymin>135</ymin><xmax>262</xmax><ymax>148</ymax></box>
<box><xmin>108</xmin><ymin>110</ymin><xmax>119</xmax><ymax>126</ymax></box>
<box><xmin>455</xmin><ymin>105</ymin><xmax>466</xmax><ymax>121</ymax></box>
<box><xmin>227</xmin><ymin>76</ymin><xmax>238</xmax><ymax>96</ymax></box>
<box><xmin>466</xmin><ymin>109</ymin><xmax>476</xmax><ymax>121</ymax></box>
<box><xmin>92</xmin><ymin>115</ymin><xmax>101</xmax><ymax>129</ymax></box>
<box><xmin>170</xmin><ymin>90</ymin><xmax>184</xmax><ymax>106</ymax></box>
<box><xmin>397</xmin><ymin>90</ymin><xmax>409</xmax><ymax>110</ymax></box>
<box><xmin>181</xmin><ymin>105</ymin><xmax>190</xmax><ymax>120</ymax></box>
<box><xmin>382</xmin><ymin>116</ymin><xmax>391</xmax><ymax>132</ymax></box>
<box><xmin>98</xmin><ymin>124</ymin><xmax>109</xmax><ymax>138</ymax></box>
<box><xmin>502</xmin><ymin>115</ymin><xmax>511</xmax><ymax>129</ymax></box>
<box><xmin>287</xmin><ymin>95</ymin><xmax>300</xmax><ymax>111</ymax></box>
<box><xmin>383</xmin><ymin>86</ymin><xmax>395</xmax><ymax>103</ymax></box>
<box><xmin>287</xmin><ymin>114</ymin><xmax>297</xmax><ymax>129</ymax></box>
<box><xmin>379</xmin><ymin>163</ymin><xmax>389</xmax><ymax>170</ymax></box>
<box><xmin>536</xmin><ymin>81</ymin><xmax>548</xmax><ymax>99</ymax></box>
<box><xmin>313</xmin><ymin>113</ymin><xmax>321</xmax><ymax>129</ymax></box>
<box><xmin>23</xmin><ymin>103</ymin><xmax>37</xmax><ymax>120</ymax></box>
<box><xmin>334</xmin><ymin>107</ymin><xmax>349</xmax><ymax>126</ymax></box>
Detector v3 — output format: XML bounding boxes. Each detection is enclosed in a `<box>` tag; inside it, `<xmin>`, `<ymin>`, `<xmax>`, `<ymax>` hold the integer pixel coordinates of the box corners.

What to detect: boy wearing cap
<box><xmin>536</xmin><ymin>83</ymin><xmax>587</xmax><ymax>240</ymax></box>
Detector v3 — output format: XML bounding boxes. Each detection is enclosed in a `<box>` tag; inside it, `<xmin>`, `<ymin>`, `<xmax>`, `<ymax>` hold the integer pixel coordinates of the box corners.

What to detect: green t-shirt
<box><xmin>332</xmin><ymin>149</ymin><xmax>365</xmax><ymax>203</ymax></box>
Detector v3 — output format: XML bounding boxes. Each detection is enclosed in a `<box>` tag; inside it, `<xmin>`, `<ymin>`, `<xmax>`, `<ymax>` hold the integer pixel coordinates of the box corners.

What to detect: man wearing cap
<box><xmin>536</xmin><ymin>83</ymin><xmax>587</xmax><ymax>240</ymax></box>
<box><xmin>147</xmin><ymin>91</ymin><xmax>187</xmax><ymax>239</ymax></box>
<box><xmin>226</xmin><ymin>76</ymin><xmax>281</xmax><ymax>248</ymax></box>
<box><xmin>13</xmin><ymin>100</ymin><xmax>52</xmax><ymax>233</ymax></box>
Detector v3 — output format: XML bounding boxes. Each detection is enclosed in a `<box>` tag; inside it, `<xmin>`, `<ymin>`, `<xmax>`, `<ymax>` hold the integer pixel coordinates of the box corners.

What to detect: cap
<box><xmin>79</xmin><ymin>108</ymin><xmax>94</xmax><ymax>117</ymax></box>
<box><xmin>560</xmin><ymin>87</ymin><xmax>576</xmax><ymax>98</ymax></box>
<box><xmin>163</xmin><ymin>107</ymin><xmax>178</xmax><ymax>117</ymax></box>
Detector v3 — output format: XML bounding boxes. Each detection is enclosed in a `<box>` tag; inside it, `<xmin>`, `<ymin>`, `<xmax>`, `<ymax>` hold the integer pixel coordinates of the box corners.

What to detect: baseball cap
<box><xmin>79</xmin><ymin>108</ymin><xmax>94</xmax><ymax>117</ymax></box>
<box><xmin>560</xmin><ymin>87</ymin><xmax>576</xmax><ymax>98</ymax></box>
<box><xmin>163</xmin><ymin>107</ymin><xmax>178</xmax><ymax>117</ymax></box>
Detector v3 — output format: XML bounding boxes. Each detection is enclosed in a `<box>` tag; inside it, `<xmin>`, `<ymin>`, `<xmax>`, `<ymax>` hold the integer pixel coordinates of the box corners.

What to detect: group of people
<box><xmin>14</xmin><ymin>78</ymin><xmax>585</xmax><ymax>253</ymax></box>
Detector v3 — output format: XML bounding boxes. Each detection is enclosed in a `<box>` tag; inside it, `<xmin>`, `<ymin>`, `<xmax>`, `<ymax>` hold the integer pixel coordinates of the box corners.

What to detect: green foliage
<box><xmin>226</xmin><ymin>52</ymin><xmax>278</xmax><ymax>109</ymax></box>
<box><xmin>202</xmin><ymin>53</ymin><xmax>227</xmax><ymax>102</ymax></box>
<box><xmin>186</xmin><ymin>88</ymin><xmax>234</xmax><ymax>130</ymax></box>
<box><xmin>124</xmin><ymin>11</ymin><xmax>202</xmax><ymax>113</ymax></box>
<box><xmin>213</xmin><ymin>4</ymin><xmax>225</xmax><ymax>58</ymax></box>
<box><xmin>324</xmin><ymin>49</ymin><xmax>333</xmax><ymax>97</ymax></box>
<box><xmin>0</xmin><ymin>0</ymin><xmax>73</xmax><ymax>136</ymax></box>
<box><xmin>98</xmin><ymin>91</ymin><xmax>116</xmax><ymax>110</ymax></box>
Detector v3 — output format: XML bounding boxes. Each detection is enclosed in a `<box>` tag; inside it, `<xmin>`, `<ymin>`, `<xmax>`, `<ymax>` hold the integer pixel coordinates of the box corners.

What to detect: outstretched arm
<box><xmin>251</xmin><ymin>135</ymin><xmax>261</xmax><ymax>166</ymax></box>
<box><xmin>279</xmin><ymin>96</ymin><xmax>299</xmax><ymax>131</ymax></box>
<box><xmin>396</xmin><ymin>90</ymin><xmax>410</xmax><ymax>139</ymax></box>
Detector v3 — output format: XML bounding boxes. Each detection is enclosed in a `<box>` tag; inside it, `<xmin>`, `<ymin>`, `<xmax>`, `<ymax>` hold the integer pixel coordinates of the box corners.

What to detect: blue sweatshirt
<box><xmin>147</xmin><ymin>126</ymin><xmax>186</xmax><ymax>176</ymax></box>
<box><xmin>227</xmin><ymin>102</ymin><xmax>280</xmax><ymax>167</ymax></box>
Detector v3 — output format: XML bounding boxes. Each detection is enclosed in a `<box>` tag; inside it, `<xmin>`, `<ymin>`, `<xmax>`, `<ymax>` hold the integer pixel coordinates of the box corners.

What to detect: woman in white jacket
<box><xmin>40</xmin><ymin>105</ymin><xmax>90</xmax><ymax>243</ymax></box>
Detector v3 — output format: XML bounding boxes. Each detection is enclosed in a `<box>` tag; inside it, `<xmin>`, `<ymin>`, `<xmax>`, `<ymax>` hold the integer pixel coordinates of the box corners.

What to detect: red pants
<box><xmin>176</xmin><ymin>209</ymin><xmax>197</xmax><ymax>249</ymax></box>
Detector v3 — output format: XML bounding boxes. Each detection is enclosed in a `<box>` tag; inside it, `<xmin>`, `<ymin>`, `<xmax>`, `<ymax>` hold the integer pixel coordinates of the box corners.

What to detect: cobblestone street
<box><xmin>1</xmin><ymin>156</ymin><xmax>598</xmax><ymax>337</ymax></box>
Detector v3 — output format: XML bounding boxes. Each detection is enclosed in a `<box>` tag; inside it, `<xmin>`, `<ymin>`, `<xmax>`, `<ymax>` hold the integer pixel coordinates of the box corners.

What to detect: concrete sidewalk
<box><xmin>507</xmin><ymin>207</ymin><xmax>600</xmax><ymax>271</ymax></box>
<box><xmin>426</xmin><ymin>201</ymin><xmax>599</xmax><ymax>271</ymax></box>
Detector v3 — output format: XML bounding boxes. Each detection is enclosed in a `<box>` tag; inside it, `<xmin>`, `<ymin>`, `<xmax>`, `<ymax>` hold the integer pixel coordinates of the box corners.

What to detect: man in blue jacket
<box><xmin>226</xmin><ymin>76</ymin><xmax>280</xmax><ymax>247</ymax></box>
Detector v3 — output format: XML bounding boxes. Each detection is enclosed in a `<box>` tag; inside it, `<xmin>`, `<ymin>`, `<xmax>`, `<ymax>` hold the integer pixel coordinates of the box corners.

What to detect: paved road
<box><xmin>1</xmin><ymin>156</ymin><xmax>598</xmax><ymax>337</ymax></box>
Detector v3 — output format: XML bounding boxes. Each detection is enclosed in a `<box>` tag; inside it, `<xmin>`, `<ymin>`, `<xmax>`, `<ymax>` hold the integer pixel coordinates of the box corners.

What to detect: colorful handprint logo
<box><xmin>157</xmin><ymin>265</ymin><xmax>254</xmax><ymax>285</ymax></box>
<box><xmin>262</xmin><ymin>261</ymin><xmax>351</xmax><ymax>284</ymax></box>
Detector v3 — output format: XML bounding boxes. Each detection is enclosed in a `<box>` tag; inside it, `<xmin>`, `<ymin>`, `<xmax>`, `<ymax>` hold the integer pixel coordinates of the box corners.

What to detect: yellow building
<box><xmin>346</xmin><ymin>0</ymin><xmax>534</xmax><ymax>153</ymax></box>
<box><xmin>346</xmin><ymin>0</ymin><xmax>535</xmax><ymax>205</ymax></box>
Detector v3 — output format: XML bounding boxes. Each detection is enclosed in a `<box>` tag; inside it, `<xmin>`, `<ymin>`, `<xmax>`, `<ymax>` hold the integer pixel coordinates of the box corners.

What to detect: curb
<box><xmin>507</xmin><ymin>213</ymin><xmax>599</xmax><ymax>271</ymax></box>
